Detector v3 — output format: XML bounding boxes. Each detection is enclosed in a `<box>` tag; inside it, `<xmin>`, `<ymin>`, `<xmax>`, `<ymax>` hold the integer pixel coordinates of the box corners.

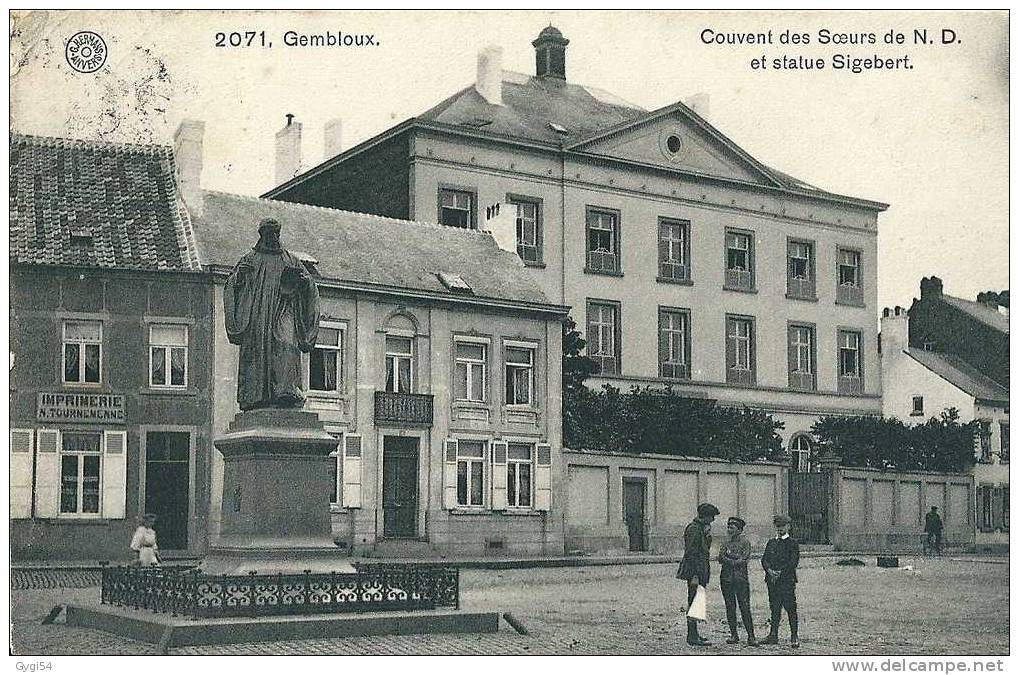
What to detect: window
<box><xmin>837</xmin><ymin>330</ymin><xmax>863</xmax><ymax>394</ymax></box>
<box><xmin>509</xmin><ymin>197</ymin><xmax>541</xmax><ymax>263</ymax></box>
<box><xmin>456</xmin><ymin>440</ymin><xmax>486</xmax><ymax>507</ymax></box>
<box><xmin>787</xmin><ymin>324</ymin><xmax>815</xmax><ymax>391</ymax></box>
<box><xmin>385</xmin><ymin>336</ymin><xmax>413</xmax><ymax>394</ymax></box>
<box><xmin>724</xmin><ymin>229</ymin><xmax>754</xmax><ymax>291</ymax></box>
<box><xmin>911</xmin><ymin>396</ymin><xmax>925</xmax><ymax>416</ymax></box>
<box><xmin>837</xmin><ymin>248</ymin><xmax>864</xmax><ymax>306</ymax></box>
<box><xmin>586</xmin><ymin>208</ymin><xmax>620</xmax><ymax>273</ymax></box>
<box><xmin>1000</xmin><ymin>422</ymin><xmax>1009</xmax><ymax>463</ymax></box>
<box><xmin>60</xmin><ymin>431</ymin><xmax>102</xmax><ymax>515</ymax></box>
<box><xmin>454</xmin><ymin>339</ymin><xmax>487</xmax><ymax>402</ymax></box>
<box><xmin>439</xmin><ymin>188</ymin><xmax>474</xmax><ymax>228</ymax></box>
<box><xmin>659</xmin><ymin>308</ymin><xmax>690</xmax><ymax>380</ymax></box>
<box><xmin>63</xmin><ymin>320</ymin><xmax>101</xmax><ymax>384</ymax></box>
<box><xmin>725</xmin><ymin>316</ymin><xmax>755</xmax><ymax>385</ymax></box>
<box><xmin>507</xmin><ymin>443</ymin><xmax>533</xmax><ymax>508</ymax></box>
<box><xmin>658</xmin><ymin>218</ymin><xmax>690</xmax><ymax>281</ymax></box>
<box><xmin>587</xmin><ymin>301</ymin><xmax>620</xmax><ymax>375</ymax></box>
<box><xmin>308</xmin><ymin>324</ymin><xmax>343</xmax><ymax>393</ymax></box>
<box><xmin>148</xmin><ymin>324</ymin><xmax>187</xmax><ymax>388</ymax></box>
<box><xmin>790</xmin><ymin>435</ymin><xmax>814</xmax><ymax>473</ymax></box>
<box><xmin>505</xmin><ymin>344</ymin><xmax>535</xmax><ymax>406</ymax></box>
<box><xmin>786</xmin><ymin>240</ymin><xmax>815</xmax><ymax>299</ymax></box>
<box><xmin>978</xmin><ymin>419</ymin><xmax>993</xmax><ymax>462</ymax></box>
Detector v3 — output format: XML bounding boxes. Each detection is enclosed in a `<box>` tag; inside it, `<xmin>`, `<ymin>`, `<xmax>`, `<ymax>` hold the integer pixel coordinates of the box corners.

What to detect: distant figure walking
<box><xmin>717</xmin><ymin>516</ymin><xmax>757</xmax><ymax>646</ymax></box>
<box><xmin>130</xmin><ymin>513</ymin><xmax>160</xmax><ymax>566</ymax></box>
<box><xmin>760</xmin><ymin>514</ymin><xmax>800</xmax><ymax>648</ymax></box>
<box><xmin>924</xmin><ymin>506</ymin><xmax>944</xmax><ymax>555</ymax></box>
<box><xmin>677</xmin><ymin>502</ymin><xmax>720</xmax><ymax>646</ymax></box>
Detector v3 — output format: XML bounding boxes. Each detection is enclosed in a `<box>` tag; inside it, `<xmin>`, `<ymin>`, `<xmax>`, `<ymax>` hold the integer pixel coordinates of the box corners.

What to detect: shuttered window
<box><xmin>10</xmin><ymin>429</ymin><xmax>34</xmax><ymax>519</ymax></box>
<box><xmin>341</xmin><ymin>434</ymin><xmax>362</xmax><ymax>508</ymax></box>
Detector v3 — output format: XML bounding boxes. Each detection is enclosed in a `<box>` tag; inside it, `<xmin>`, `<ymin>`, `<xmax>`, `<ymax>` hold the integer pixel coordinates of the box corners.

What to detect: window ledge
<box><xmin>453</xmin><ymin>401</ymin><xmax>490</xmax><ymax>409</ymax></box>
<box><xmin>723</xmin><ymin>285</ymin><xmax>757</xmax><ymax>294</ymax></box>
<box><xmin>909</xmin><ymin>411</ymin><xmax>925</xmax><ymax>417</ymax></box>
<box><xmin>499</xmin><ymin>509</ymin><xmax>542</xmax><ymax>516</ymax></box>
<box><xmin>60</xmin><ymin>383</ymin><xmax>106</xmax><ymax>391</ymax></box>
<box><xmin>449</xmin><ymin>508</ymin><xmax>490</xmax><ymax>515</ymax></box>
<box><xmin>523</xmin><ymin>261</ymin><xmax>547</xmax><ymax>269</ymax></box>
<box><xmin>785</xmin><ymin>293</ymin><xmax>818</xmax><ymax>303</ymax></box>
<box><xmin>788</xmin><ymin>385</ymin><xmax>817</xmax><ymax>393</ymax></box>
<box><xmin>835</xmin><ymin>299</ymin><xmax>867</xmax><ymax>308</ymax></box>
<box><xmin>329</xmin><ymin>504</ymin><xmax>347</xmax><ymax>514</ymax></box>
<box><xmin>43</xmin><ymin>518</ymin><xmax>112</xmax><ymax>525</ymax></box>
<box><xmin>656</xmin><ymin>276</ymin><xmax>693</xmax><ymax>286</ymax></box>
<box><xmin>584</xmin><ymin>267</ymin><xmax>624</xmax><ymax>278</ymax></box>
<box><xmin>139</xmin><ymin>388</ymin><xmax>198</xmax><ymax>397</ymax></box>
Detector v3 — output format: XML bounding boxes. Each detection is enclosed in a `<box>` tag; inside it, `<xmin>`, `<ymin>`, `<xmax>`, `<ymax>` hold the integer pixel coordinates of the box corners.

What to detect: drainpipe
<box><xmin>559</xmin><ymin>144</ymin><xmax>567</xmax><ymax>304</ymax></box>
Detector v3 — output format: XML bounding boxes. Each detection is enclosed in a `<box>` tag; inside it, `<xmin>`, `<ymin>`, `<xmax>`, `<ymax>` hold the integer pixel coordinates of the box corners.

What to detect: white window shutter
<box><xmin>491</xmin><ymin>440</ymin><xmax>508</xmax><ymax>510</ymax></box>
<box><xmin>535</xmin><ymin>442</ymin><xmax>552</xmax><ymax>511</ymax></box>
<box><xmin>10</xmin><ymin>429</ymin><xmax>34</xmax><ymax>519</ymax></box>
<box><xmin>443</xmin><ymin>439</ymin><xmax>458</xmax><ymax>509</ymax></box>
<box><xmin>103</xmin><ymin>430</ymin><xmax>128</xmax><ymax>519</ymax></box>
<box><xmin>342</xmin><ymin>434</ymin><xmax>362</xmax><ymax>508</ymax></box>
<box><xmin>34</xmin><ymin>429</ymin><xmax>61</xmax><ymax>518</ymax></box>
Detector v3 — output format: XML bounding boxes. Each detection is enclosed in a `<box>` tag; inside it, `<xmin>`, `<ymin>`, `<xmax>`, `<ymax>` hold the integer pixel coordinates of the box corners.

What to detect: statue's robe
<box><xmin>224</xmin><ymin>245</ymin><xmax>319</xmax><ymax>410</ymax></box>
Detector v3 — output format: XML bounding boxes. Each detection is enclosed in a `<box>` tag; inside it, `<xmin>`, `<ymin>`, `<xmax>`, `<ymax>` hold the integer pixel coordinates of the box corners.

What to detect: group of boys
<box><xmin>678</xmin><ymin>503</ymin><xmax>800</xmax><ymax>648</ymax></box>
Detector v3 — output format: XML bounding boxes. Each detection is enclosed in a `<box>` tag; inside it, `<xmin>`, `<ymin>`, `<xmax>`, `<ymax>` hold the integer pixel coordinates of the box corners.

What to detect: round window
<box><xmin>666</xmin><ymin>135</ymin><xmax>682</xmax><ymax>154</ymax></box>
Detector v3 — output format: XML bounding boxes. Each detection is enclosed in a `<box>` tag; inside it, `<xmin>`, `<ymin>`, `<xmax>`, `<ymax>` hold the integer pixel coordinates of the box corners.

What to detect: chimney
<box><xmin>533</xmin><ymin>26</ymin><xmax>569</xmax><ymax>80</ymax></box>
<box><xmin>919</xmin><ymin>276</ymin><xmax>943</xmax><ymax>300</ymax></box>
<box><xmin>173</xmin><ymin>119</ymin><xmax>205</xmax><ymax>217</ymax></box>
<box><xmin>475</xmin><ymin>46</ymin><xmax>504</xmax><ymax>105</ymax></box>
<box><xmin>481</xmin><ymin>202</ymin><xmax>518</xmax><ymax>256</ymax></box>
<box><xmin>880</xmin><ymin>305</ymin><xmax>909</xmax><ymax>356</ymax></box>
<box><xmin>275</xmin><ymin>113</ymin><xmax>302</xmax><ymax>186</ymax></box>
<box><xmin>686</xmin><ymin>93</ymin><xmax>710</xmax><ymax>119</ymax></box>
<box><xmin>324</xmin><ymin>118</ymin><xmax>343</xmax><ymax>159</ymax></box>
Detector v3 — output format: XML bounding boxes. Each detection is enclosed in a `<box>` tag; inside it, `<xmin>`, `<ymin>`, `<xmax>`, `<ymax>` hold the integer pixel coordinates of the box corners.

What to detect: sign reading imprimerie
<box><xmin>37</xmin><ymin>392</ymin><xmax>126</xmax><ymax>423</ymax></box>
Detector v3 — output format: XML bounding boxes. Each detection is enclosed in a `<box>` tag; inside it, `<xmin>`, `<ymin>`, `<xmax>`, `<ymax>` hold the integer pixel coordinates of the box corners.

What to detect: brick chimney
<box><xmin>533</xmin><ymin>26</ymin><xmax>569</xmax><ymax>80</ymax></box>
<box><xmin>481</xmin><ymin>201</ymin><xmax>518</xmax><ymax>256</ymax></box>
<box><xmin>275</xmin><ymin>113</ymin><xmax>302</xmax><ymax>186</ymax></box>
<box><xmin>475</xmin><ymin>46</ymin><xmax>504</xmax><ymax>105</ymax></box>
<box><xmin>880</xmin><ymin>305</ymin><xmax>909</xmax><ymax>355</ymax></box>
<box><xmin>919</xmin><ymin>276</ymin><xmax>943</xmax><ymax>300</ymax></box>
<box><xmin>324</xmin><ymin>118</ymin><xmax>343</xmax><ymax>159</ymax></box>
<box><xmin>173</xmin><ymin>119</ymin><xmax>205</xmax><ymax>217</ymax></box>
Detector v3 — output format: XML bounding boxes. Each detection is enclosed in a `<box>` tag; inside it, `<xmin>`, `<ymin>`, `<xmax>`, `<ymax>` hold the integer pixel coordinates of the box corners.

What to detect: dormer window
<box><xmin>437</xmin><ymin>271</ymin><xmax>473</xmax><ymax>294</ymax></box>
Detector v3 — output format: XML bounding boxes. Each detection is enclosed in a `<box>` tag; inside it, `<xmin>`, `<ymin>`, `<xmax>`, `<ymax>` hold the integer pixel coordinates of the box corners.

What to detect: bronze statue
<box><xmin>224</xmin><ymin>218</ymin><xmax>319</xmax><ymax>410</ymax></box>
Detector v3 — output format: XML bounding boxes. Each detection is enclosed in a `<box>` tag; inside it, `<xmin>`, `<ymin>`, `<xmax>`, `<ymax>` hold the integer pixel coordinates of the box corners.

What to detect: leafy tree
<box><xmin>562</xmin><ymin>315</ymin><xmax>598</xmax><ymax>397</ymax></box>
<box><xmin>810</xmin><ymin>408</ymin><xmax>977</xmax><ymax>473</ymax></box>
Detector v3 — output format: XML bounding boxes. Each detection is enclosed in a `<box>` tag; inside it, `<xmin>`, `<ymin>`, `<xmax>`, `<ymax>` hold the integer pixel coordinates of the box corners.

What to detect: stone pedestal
<box><xmin>201</xmin><ymin>408</ymin><xmax>355</xmax><ymax>575</ymax></box>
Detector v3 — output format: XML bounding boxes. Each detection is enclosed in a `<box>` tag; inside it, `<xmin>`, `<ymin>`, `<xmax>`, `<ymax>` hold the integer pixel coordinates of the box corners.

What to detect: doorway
<box><xmin>622</xmin><ymin>478</ymin><xmax>647</xmax><ymax>552</ymax></box>
<box><xmin>382</xmin><ymin>436</ymin><xmax>419</xmax><ymax>538</ymax></box>
<box><xmin>144</xmin><ymin>431</ymin><xmax>190</xmax><ymax>550</ymax></box>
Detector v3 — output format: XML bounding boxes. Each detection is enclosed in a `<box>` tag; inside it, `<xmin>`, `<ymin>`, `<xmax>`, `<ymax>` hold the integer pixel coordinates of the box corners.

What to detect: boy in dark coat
<box><xmin>717</xmin><ymin>516</ymin><xmax>757</xmax><ymax>645</ymax></box>
<box><xmin>760</xmin><ymin>514</ymin><xmax>800</xmax><ymax>648</ymax></box>
<box><xmin>677</xmin><ymin>502</ymin><xmax>720</xmax><ymax>646</ymax></box>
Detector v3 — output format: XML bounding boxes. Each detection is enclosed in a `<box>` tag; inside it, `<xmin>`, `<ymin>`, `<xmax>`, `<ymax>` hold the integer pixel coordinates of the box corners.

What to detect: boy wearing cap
<box><xmin>677</xmin><ymin>502</ymin><xmax>720</xmax><ymax>646</ymax></box>
<box><xmin>717</xmin><ymin>516</ymin><xmax>757</xmax><ymax>645</ymax></box>
<box><xmin>760</xmin><ymin>514</ymin><xmax>800</xmax><ymax>648</ymax></box>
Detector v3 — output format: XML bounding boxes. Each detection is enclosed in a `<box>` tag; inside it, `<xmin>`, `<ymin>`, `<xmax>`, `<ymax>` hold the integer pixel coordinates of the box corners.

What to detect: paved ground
<box><xmin>10</xmin><ymin>556</ymin><xmax>1008</xmax><ymax>655</ymax></box>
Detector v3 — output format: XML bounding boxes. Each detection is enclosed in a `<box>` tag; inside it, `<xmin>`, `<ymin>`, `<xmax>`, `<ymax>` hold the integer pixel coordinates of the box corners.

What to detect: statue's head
<box><xmin>257</xmin><ymin>218</ymin><xmax>282</xmax><ymax>252</ymax></box>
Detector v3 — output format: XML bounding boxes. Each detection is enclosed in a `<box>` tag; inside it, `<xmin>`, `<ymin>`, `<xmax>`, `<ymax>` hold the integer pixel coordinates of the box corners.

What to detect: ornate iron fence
<box><xmin>100</xmin><ymin>563</ymin><xmax>459</xmax><ymax>619</ymax></box>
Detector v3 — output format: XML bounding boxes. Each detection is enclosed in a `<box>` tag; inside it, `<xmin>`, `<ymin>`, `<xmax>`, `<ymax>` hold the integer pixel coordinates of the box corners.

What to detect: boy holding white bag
<box><xmin>676</xmin><ymin>502</ymin><xmax>719</xmax><ymax>646</ymax></box>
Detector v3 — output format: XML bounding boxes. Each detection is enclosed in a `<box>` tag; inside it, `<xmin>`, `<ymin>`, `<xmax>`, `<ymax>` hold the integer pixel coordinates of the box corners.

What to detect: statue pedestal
<box><xmin>201</xmin><ymin>408</ymin><xmax>355</xmax><ymax>575</ymax></box>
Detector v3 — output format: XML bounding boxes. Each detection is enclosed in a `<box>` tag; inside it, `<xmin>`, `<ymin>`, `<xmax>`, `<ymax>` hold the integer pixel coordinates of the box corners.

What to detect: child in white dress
<box><xmin>130</xmin><ymin>513</ymin><xmax>160</xmax><ymax>566</ymax></box>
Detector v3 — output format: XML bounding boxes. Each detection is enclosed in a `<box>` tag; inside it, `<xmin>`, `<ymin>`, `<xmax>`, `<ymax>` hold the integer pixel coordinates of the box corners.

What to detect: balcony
<box><xmin>374</xmin><ymin>391</ymin><xmax>433</xmax><ymax>426</ymax></box>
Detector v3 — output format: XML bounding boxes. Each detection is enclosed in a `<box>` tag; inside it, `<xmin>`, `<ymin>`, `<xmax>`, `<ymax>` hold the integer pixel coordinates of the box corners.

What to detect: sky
<box><xmin>9</xmin><ymin>10</ymin><xmax>1009</xmax><ymax>313</ymax></box>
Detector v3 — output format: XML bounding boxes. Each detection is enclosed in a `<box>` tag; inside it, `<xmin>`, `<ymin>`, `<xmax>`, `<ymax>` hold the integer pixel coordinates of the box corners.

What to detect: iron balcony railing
<box><xmin>374</xmin><ymin>391</ymin><xmax>434</xmax><ymax>425</ymax></box>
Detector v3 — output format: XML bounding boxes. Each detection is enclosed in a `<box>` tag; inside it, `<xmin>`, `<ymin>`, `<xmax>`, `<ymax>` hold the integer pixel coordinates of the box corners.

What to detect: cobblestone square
<box><xmin>10</xmin><ymin>557</ymin><xmax>1008</xmax><ymax>656</ymax></box>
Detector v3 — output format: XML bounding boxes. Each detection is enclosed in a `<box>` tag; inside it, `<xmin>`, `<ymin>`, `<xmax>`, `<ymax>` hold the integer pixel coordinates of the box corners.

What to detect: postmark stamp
<box><xmin>65</xmin><ymin>30</ymin><xmax>107</xmax><ymax>73</ymax></box>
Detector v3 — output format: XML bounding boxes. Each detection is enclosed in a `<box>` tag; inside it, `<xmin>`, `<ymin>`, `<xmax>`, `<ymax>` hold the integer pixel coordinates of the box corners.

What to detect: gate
<box><xmin>789</xmin><ymin>472</ymin><xmax>832</xmax><ymax>544</ymax></box>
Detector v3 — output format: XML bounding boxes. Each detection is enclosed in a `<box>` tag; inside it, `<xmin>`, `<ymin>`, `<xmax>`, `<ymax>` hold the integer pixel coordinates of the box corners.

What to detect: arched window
<box><xmin>790</xmin><ymin>434</ymin><xmax>814</xmax><ymax>473</ymax></box>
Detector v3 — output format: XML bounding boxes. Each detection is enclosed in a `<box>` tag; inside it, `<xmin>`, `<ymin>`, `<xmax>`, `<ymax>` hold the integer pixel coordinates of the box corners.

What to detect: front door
<box><xmin>144</xmin><ymin>431</ymin><xmax>190</xmax><ymax>550</ymax></box>
<box><xmin>382</xmin><ymin>436</ymin><xmax>419</xmax><ymax>538</ymax></box>
<box><xmin>623</xmin><ymin>478</ymin><xmax>647</xmax><ymax>552</ymax></box>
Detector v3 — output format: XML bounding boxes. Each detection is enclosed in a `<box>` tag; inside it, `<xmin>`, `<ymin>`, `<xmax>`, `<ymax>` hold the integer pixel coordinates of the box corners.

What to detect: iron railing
<box><xmin>100</xmin><ymin>562</ymin><xmax>459</xmax><ymax>618</ymax></box>
<box><xmin>374</xmin><ymin>391</ymin><xmax>434</xmax><ymax>425</ymax></box>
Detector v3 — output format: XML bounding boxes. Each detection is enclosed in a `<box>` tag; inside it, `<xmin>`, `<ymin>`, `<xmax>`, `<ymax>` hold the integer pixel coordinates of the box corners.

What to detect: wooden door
<box><xmin>144</xmin><ymin>431</ymin><xmax>190</xmax><ymax>550</ymax></box>
<box><xmin>382</xmin><ymin>436</ymin><xmax>418</xmax><ymax>538</ymax></box>
<box><xmin>623</xmin><ymin>479</ymin><xmax>647</xmax><ymax>552</ymax></box>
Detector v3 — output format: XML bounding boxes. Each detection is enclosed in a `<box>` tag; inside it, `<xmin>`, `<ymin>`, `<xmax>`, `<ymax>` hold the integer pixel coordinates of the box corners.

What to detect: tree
<box><xmin>562</xmin><ymin>315</ymin><xmax>598</xmax><ymax>397</ymax></box>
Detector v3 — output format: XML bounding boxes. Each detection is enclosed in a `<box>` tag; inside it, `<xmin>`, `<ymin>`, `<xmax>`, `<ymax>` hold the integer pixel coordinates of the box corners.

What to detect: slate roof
<box><xmin>943</xmin><ymin>294</ymin><xmax>1010</xmax><ymax>334</ymax></box>
<box><xmin>9</xmin><ymin>133</ymin><xmax>200</xmax><ymax>271</ymax></box>
<box><xmin>191</xmin><ymin>191</ymin><xmax>556</xmax><ymax>308</ymax></box>
<box><xmin>419</xmin><ymin>70</ymin><xmax>647</xmax><ymax>146</ymax></box>
<box><xmin>906</xmin><ymin>349</ymin><xmax>1010</xmax><ymax>403</ymax></box>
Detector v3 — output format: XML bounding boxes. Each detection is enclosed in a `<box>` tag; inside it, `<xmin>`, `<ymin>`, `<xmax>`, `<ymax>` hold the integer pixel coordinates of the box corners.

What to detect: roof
<box><xmin>418</xmin><ymin>70</ymin><xmax>647</xmax><ymax>146</ymax></box>
<box><xmin>191</xmin><ymin>191</ymin><xmax>557</xmax><ymax>309</ymax></box>
<box><xmin>942</xmin><ymin>294</ymin><xmax>1010</xmax><ymax>334</ymax></box>
<box><xmin>906</xmin><ymin>349</ymin><xmax>1010</xmax><ymax>403</ymax></box>
<box><xmin>9</xmin><ymin>133</ymin><xmax>200</xmax><ymax>271</ymax></box>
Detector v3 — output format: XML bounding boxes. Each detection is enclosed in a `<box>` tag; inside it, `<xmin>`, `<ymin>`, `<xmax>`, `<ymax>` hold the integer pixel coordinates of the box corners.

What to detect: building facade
<box><xmin>10</xmin><ymin>134</ymin><xmax>214</xmax><ymax>560</ymax></box>
<box><xmin>880</xmin><ymin>278</ymin><xmax>1009</xmax><ymax>550</ymax></box>
<box><xmin>264</xmin><ymin>27</ymin><xmax>888</xmax><ymax>460</ymax></box>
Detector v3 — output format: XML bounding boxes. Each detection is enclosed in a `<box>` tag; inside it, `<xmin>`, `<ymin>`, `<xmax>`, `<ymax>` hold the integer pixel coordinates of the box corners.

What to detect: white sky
<box><xmin>9</xmin><ymin>10</ymin><xmax>1009</xmax><ymax>312</ymax></box>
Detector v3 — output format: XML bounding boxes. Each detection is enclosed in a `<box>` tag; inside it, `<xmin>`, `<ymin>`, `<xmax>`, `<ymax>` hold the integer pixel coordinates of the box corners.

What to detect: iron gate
<box><xmin>789</xmin><ymin>471</ymin><xmax>832</xmax><ymax>544</ymax></box>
